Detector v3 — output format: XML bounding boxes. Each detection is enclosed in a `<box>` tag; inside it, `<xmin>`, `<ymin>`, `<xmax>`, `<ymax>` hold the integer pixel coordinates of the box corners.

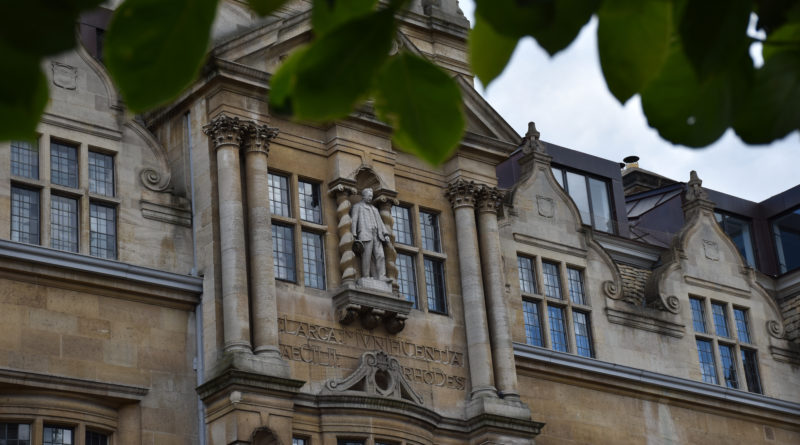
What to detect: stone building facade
<box><xmin>0</xmin><ymin>1</ymin><xmax>798</xmax><ymax>444</ymax></box>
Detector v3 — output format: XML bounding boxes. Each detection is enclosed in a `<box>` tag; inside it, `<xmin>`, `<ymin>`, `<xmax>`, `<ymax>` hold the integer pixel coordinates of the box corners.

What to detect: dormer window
<box><xmin>551</xmin><ymin>167</ymin><xmax>614</xmax><ymax>233</ymax></box>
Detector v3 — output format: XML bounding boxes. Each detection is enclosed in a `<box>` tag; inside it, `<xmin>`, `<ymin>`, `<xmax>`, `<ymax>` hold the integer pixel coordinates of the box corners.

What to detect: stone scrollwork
<box><xmin>140</xmin><ymin>168</ymin><xmax>171</xmax><ymax>192</ymax></box>
<box><xmin>324</xmin><ymin>350</ymin><xmax>424</xmax><ymax>406</ymax></box>
<box><xmin>328</xmin><ymin>183</ymin><xmax>359</xmax><ymax>285</ymax></box>
<box><xmin>647</xmin><ymin>294</ymin><xmax>681</xmax><ymax>314</ymax></box>
<box><xmin>602</xmin><ymin>280</ymin><xmax>620</xmax><ymax>299</ymax></box>
<box><xmin>767</xmin><ymin>320</ymin><xmax>785</xmax><ymax>339</ymax></box>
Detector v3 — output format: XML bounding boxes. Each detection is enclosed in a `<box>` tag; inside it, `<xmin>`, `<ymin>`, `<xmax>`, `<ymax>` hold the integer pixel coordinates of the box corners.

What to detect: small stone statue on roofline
<box><xmin>350</xmin><ymin>188</ymin><xmax>392</xmax><ymax>289</ymax></box>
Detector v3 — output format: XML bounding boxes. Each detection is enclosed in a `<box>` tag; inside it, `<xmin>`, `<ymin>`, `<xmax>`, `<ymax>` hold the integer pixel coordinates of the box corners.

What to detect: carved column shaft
<box><xmin>446</xmin><ymin>179</ymin><xmax>496</xmax><ymax>399</ymax></box>
<box><xmin>203</xmin><ymin>115</ymin><xmax>251</xmax><ymax>353</ymax></box>
<box><xmin>330</xmin><ymin>185</ymin><xmax>358</xmax><ymax>285</ymax></box>
<box><xmin>476</xmin><ymin>186</ymin><xmax>519</xmax><ymax>400</ymax></box>
<box><xmin>243</xmin><ymin>123</ymin><xmax>280</xmax><ymax>357</ymax></box>
<box><xmin>376</xmin><ymin>196</ymin><xmax>399</xmax><ymax>293</ymax></box>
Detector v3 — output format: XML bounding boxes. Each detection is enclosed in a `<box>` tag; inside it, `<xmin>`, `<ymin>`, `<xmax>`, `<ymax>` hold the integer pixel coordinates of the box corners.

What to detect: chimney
<box><xmin>623</xmin><ymin>155</ymin><xmax>640</xmax><ymax>169</ymax></box>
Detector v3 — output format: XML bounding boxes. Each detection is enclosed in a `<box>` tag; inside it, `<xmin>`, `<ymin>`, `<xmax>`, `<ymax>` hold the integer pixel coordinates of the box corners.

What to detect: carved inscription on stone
<box><xmin>278</xmin><ymin>315</ymin><xmax>467</xmax><ymax>390</ymax></box>
<box><xmin>537</xmin><ymin>195</ymin><xmax>554</xmax><ymax>218</ymax></box>
<box><xmin>703</xmin><ymin>239</ymin><xmax>719</xmax><ymax>261</ymax></box>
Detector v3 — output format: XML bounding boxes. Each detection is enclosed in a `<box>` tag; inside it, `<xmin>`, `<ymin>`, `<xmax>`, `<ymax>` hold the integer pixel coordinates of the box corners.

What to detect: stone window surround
<box><xmin>268</xmin><ymin>169</ymin><xmax>329</xmax><ymax>289</ymax></box>
<box><xmin>392</xmin><ymin>202</ymin><xmax>448</xmax><ymax>315</ymax></box>
<box><xmin>0</xmin><ymin>418</ymin><xmax>111</xmax><ymax>445</ymax></box>
<box><xmin>518</xmin><ymin>253</ymin><xmax>595</xmax><ymax>358</ymax></box>
<box><xmin>690</xmin><ymin>295</ymin><xmax>763</xmax><ymax>394</ymax></box>
<box><xmin>8</xmin><ymin>135</ymin><xmax>120</xmax><ymax>258</ymax></box>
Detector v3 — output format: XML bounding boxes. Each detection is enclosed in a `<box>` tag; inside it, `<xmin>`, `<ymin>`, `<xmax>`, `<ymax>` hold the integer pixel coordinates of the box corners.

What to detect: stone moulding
<box><xmin>0</xmin><ymin>367</ymin><xmax>148</xmax><ymax>401</ymax></box>
<box><xmin>605</xmin><ymin>307</ymin><xmax>685</xmax><ymax>338</ymax></box>
<box><xmin>331</xmin><ymin>284</ymin><xmax>413</xmax><ymax>334</ymax></box>
<box><xmin>323</xmin><ymin>350</ymin><xmax>424</xmax><ymax>405</ymax></box>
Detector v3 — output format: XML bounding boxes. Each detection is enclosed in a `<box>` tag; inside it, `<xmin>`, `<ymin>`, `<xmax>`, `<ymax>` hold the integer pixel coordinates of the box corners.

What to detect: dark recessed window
<box><xmin>11</xmin><ymin>140</ymin><xmax>39</xmax><ymax>179</ymax></box>
<box><xmin>88</xmin><ymin>151</ymin><xmax>115</xmax><ymax>196</ymax></box>
<box><xmin>51</xmin><ymin>141</ymin><xmax>79</xmax><ymax>188</ymax></box>
<box><xmin>573</xmin><ymin>310</ymin><xmax>593</xmax><ymax>358</ymax></box>
<box><xmin>424</xmin><ymin>257</ymin><xmax>446</xmax><ymax>313</ymax></box>
<box><xmin>11</xmin><ymin>186</ymin><xmax>40</xmax><ymax>245</ymax></box>
<box><xmin>542</xmin><ymin>261</ymin><xmax>562</xmax><ymax>299</ymax></box>
<box><xmin>85</xmin><ymin>430</ymin><xmax>108</xmax><ymax>445</ymax></box>
<box><xmin>551</xmin><ymin>167</ymin><xmax>615</xmax><ymax>233</ymax></box>
<box><xmin>90</xmin><ymin>202</ymin><xmax>116</xmax><ymax>259</ymax></box>
<box><xmin>268</xmin><ymin>173</ymin><xmax>291</xmax><ymax>217</ymax></box>
<box><xmin>711</xmin><ymin>302</ymin><xmax>729</xmax><ymax>337</ymax></box>
<box><xmin>301</xmin><ymin>231</ymin><xmax>325</xmax><ymax>289</ymax></box>
<box><xmin>396</xmin><ymin>253</ymin><xmax>417</xmax><ymax>308</ymax></box>
<box><xmin>0</xmin><ymin>423</ymin><xmax>31</xmax><ymax>445</ymax></box>
<box><xmin>696</xmin><ymin>339</ymin><xmax>718</xmax><ymax>384</ymax></box>
<box><xmin>391</xmin><ymin>205</ymin><xmax>413</xmax><ymax>245</ymax></box>
<box><xmin>51</xmin><ymin>195</ymin><xmax>79</xmax><ymax>252</ymax></box>
<box><xmin>523</xmin><ymin>300</ymin><xmax>543</xmax><ymax>347</ymax></box>
<box><xmin>772</xmin><ymin>207</ymin><xmax>800</xmax><ymax>274</ymax></box>
<box><xmin>734</xmin><ymin>308</ymin><xmax>751</xmax><ymax>344</ymax></box>
<box><xmin>43</xmin><ymin>425</ymin><xmax>74</xmax><ymax>445</ymax></box>
<box><xmin>567</xmin><ymin>267</ymin><xmax>585</xmax><ymax>305</ymax></box>
<box><xmin>517</xmin><ymin>255</ymin><xmax>537</xmax><ymax>294</ymax></box>
<box><xmin>298</xmin><ymin>180</ymin><xmax>321</xmax><ymax>223</ymax></box>
<box><xmin>741</xmin><ymin>348</ymin><xmax>762</xmax><ymax>394</ymax></box>
<box><xmin>419</xmin><ymin>211</ymin><xmax>441</xmax><ymax>252</ymax></box>
<box><xmin>714</xmin><ymin>211</ymin><xmax>755</xmax><ymax>267</ymax></box>
<box><xmin>272</xmin><ymin>223</ymin><xmax>296</xmax><ymax>282</ymax></box>
<box><xmin>548</xmin><ymin>306</ymin><xmax>568</xmax><ymax>352</ymax></box>
<box><xmin>719</xmin><ymin>344</ymin><xmax>739</xmax><ymax>389</ymax></box>
<box><xmin>690</xmin><ymin>297</ymin><xmax>707</xmax><ymax>333</ymax></box>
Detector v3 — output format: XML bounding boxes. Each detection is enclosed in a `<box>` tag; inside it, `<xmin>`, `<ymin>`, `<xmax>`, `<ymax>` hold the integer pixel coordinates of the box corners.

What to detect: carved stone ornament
<box><xmin>324</xmin><ymin>350</ymin><xmax>424</xmax><ymax>406</ymax></box>
<box><xmin>52</xmin><ymin>61</ymin><xmax>77</xmax><ymax>90</ymax></box>
<box><xmin>332</xmin><ymin>284</ymin><xmax>413</xmax><ymax>334</ymax></box>
<box><xmin>351</xmin><ymin>187</ymin><xmax>392</xmax><ymax>289</ymax></box>
<box><xmin>203</xmin><ymin>114</ymin><xmax>245</xmax><ymax>150</ymax></box>
<box><xmin>767</xmin><ymin>320</ymin><xmax>785</xmax><ymax>339</ymax></box>
<box><xmin>520</xmin><ymin>121</ymin><xmax>546</xmax><ymax>155</ymax></box>
<box><xmin>476</xmin><ymin>185</ymin><xmax>505</xmax><ymax>214</ymax></box>
<box><xmin>243</xmin><ymin>121</ymin><xmax>279</xmax><ymax>155</ymax></box>
<box><xmin>446</xmin><ymin>178</ymin><xmax>477</xmax><ymax>208</ymax></box>
<box><xmin>536</xmin><ymin>195</ymin><xmax>555</xmax><ymax>218</ymax></box>
<box><xmin>685</xmin><ymin>170</ymin><xmax>710</xmax><ymax>202</ymax></box>
<box><xmin>703</xmin><ymin>239</ymin><xmax>720</xmax><ymax>261</ymax></box>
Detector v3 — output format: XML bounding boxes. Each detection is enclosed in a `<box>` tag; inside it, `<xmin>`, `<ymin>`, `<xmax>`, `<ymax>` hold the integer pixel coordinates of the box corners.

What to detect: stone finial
<box><xmin>446</xmin><ymin>178</ymin><xmax>478</xmax><ymax>208</ymax></box>
<box><xmin>521</xmin><ymin>121</ymin><xmax>546</xmax><ymax>155</ymax></box>
<box><xmin>685</xmin><ymin>170</ymin><xmax>710</xmax><ymax>202</ymax></box>
<box><xmin>243</xmin><ymin>122</ymin><xmax>279</xmax><ymax>155</ymax></box>
<box><xmin>202</xmin><ymin>114</ymin><xmax>245</xmax><ymax>150</ymax></box>
<box><xmin>476</xmin><ymin>185</ymin><xmax>505</xmax><ymax>214</ymax></box>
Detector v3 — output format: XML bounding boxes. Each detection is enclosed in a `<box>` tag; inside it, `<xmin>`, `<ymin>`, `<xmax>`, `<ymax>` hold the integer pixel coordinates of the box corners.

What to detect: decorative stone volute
<box><xmin>323</xmin><ymin>350</ymin><xmax>424</xmax><ymax>405</ymax></box>
<box><xmin>203</xmin><ymin>114</ymin><xmax>245</xmax><ymax>150</ymax></box>
<box><xmin>243</xmin><ymin>122</ymin><xmax>279</xmax><ymax>155</ymax></box>
<box><xmin>476</xmin><ymin>185</ymin><xmax>505</xmax><ymax>214</ymax></box>
<box><xmin>446</xmin><ymin>178</ymin><xmax>478</xmax><ymax>208</ymax></box>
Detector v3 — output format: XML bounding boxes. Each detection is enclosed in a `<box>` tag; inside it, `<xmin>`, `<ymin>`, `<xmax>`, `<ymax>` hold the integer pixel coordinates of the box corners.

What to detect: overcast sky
<box><xmin>459</xmin><ymin>1</ymin><xmax>798</xmax><ymax>203</ymax></box>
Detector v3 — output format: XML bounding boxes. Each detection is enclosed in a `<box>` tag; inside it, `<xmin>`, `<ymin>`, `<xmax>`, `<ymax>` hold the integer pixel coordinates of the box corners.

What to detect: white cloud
<box><xmin>459</xmin><ymin>1</ymin><xmax>798</xmax><ymax>202</ymax></box>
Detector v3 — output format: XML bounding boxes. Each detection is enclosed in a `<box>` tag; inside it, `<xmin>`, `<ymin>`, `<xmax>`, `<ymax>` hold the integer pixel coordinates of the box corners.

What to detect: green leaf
<box><xmin>268</xmin><ymin>47</ymin><xmax>308</xmax><ymax>115</ymax></box>
<box><xmin>640</xmin><ymin>43</ymin><xmax>735</xmax><ymax>147</ymax></box>
<box><xmin>0</xmin><ymin>43</ymin><xmax>49</xmax><ymax>140</ymax></box>
<box><xmin>248</xmin><ymin>0</ymin><xmax>287</xmax><ymax>16</ymax></box>
<box><xmin>475</xmin><ymin>0</ymin><xmax>598</xmax><ymax>56</ymax></box>
<box><xmin>762</xmin><ymin>13</ymin><xmax>800</xmax><ymax>61</ymax></box>
<box><xmin>679</xmin><ymin>0</ymin><xmax>752</xmax><ymax>80</ymax></box>
<box><xmin>0</xmin><ymin>0</ymin><xmax>103</xmax><ymax>56</ymax></box>
<box><xmin>598</xmin><ymin>0</ymin><xmax>673</xmax><ymax>104</ymax></box>
<box><xmin>104</xmin><ymin>0</ymin><xmax>218</xmax><ymax>112</ymax></box>
<box><xmin>312</xmin><ymin>0</ymin><xmax>377</xmax><ymax>36</ymax></box>
<box><xmin>289</xmin><ymin>9</ymin><xmax>396</xmax><ymax>121</ymax></box>
<box><xmin>469</xmin><ymin>14</ymin><xmax>518</xmax><ymax>88</ymax></box>
<box><xmin>733</xmin><ymin>51</ymin><xmax>800</xmax><ymax>143</ymax></box>
<box><xmin>375</xmin><ymin>53</ymin><xmax>465</xmax><ymax>165</ymax></box>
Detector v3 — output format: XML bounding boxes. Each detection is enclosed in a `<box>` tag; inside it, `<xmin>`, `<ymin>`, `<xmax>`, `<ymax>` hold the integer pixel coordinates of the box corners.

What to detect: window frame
<box><xmin>551</xmin><ymin>165</ymin><xmax>616</xmax><ymax>234</ymax></box>
<box><xmin>770</xmin><ymin>205</ymin><xmax>800</xmax><ymax>274</ymax></box>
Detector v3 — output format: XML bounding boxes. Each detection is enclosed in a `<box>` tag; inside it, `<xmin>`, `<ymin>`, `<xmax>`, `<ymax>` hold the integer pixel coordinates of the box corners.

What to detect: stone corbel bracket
<box><xmin>323</xmin><ymin>350</ymin><xmax>424</xmax><ymax>405</ymax></box>
<box><xmin>332</xmin><ymin>284</ymin><xmax>413</xmax><ymax>334</ymax></box>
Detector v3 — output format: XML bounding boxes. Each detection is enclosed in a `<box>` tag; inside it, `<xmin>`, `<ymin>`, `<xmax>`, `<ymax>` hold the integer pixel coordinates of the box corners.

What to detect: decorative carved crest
<box><xmin>520</xmin><ymin>122</ymin><xmax>546</xmax><ymax>155</ymax></box>
<box><xmin>685</xmin><ymin>170</ymin><xmax>710</xmax><ymax>202</ymax></box>
<box><xmin>324</xmin><ymin>350</ymin><xmax>424</xmax><ymax>405</ymax></box>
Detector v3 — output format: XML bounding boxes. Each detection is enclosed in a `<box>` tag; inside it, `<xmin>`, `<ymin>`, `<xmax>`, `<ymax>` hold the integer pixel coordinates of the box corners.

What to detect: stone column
<box><xmin>476</xmin><ymin>185</ymin><xmax>520</xmax><ymax>400</ymax></box>
<box><xmin>446</xmin><ymin>179</ymin><xmax>497</xmax><ymax>399</ymax></box>
<box><xmin>243</xmin><ymin>122</ymin><xmax>280</xmax><ymax>357</ymax></box>
<box><xmin>329</xmin><ymin>183</ymin><xmax>359</xmax><ymax>286</ymax></box>
<box><xmin>203</xmin><ymin>115</ymin><xmax>251</xmax><ymax>353</ymax></box>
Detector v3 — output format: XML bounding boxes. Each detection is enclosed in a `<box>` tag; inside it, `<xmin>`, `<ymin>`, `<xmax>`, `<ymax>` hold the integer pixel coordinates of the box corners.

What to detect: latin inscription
<box><xmin>278</xmin><ymin>315</ymin><xmax>467</xmax><ymax>390</ymax></box>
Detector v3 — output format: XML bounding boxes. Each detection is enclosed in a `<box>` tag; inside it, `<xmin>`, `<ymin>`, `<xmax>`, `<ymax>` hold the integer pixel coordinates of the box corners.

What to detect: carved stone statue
<box><xmin>351</xmin><ymin>188</ymin><xmax>391</xmax><ymax>281</ymax></box>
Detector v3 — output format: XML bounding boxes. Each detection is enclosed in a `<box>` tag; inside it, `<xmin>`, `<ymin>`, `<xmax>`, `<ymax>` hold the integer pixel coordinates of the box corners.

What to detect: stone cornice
<box><xmin>514</xmin><ymin>343</ymin><xmax>800</xmax><ymax>420</ymax></box>
<box><xmin>0</xmin><ymin>367</ymin><xmax>148</xmax><ymax>402</ymax></box>
<box><xmin>0</xmin><ymin>239</ymin><xmax>202</xmax><ymax>310</ymax></box>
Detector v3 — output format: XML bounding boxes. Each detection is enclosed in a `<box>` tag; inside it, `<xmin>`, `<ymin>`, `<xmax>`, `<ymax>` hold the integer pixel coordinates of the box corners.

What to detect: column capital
<box><xmin>243</xmin><ymin>122</ymin><xmax>279</xmax><ymax>155</ymax></box>
<box><xmin>476</xmin><ymin>185</ymin><xmax>505</xmax><ymax>214</ymax></box>
<box><xmin>203</xmin><ymin>114</ymin><xmax>245</xmax><ymax>150</ymax></box>
<box><xmin>446</xmin><ymin>178</ymin><xmax>478</xmax><ymax>209</ymax></box>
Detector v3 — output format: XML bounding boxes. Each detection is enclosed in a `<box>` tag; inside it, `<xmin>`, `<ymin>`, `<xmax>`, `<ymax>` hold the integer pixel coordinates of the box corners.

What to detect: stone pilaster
<box><xmin>203</xmin><ymin>114</ymin><xmax>251</xmax><ymax>353</ymax></box>
<box><xmin>446</xmin><ymin>178</ymin><xmax>497</xmax><ymax>400</ymax></box>
<box><xmin>476</xmin><ymin>185</ymin><xmax>520</xmax><ymax>400</ymax></box>
<box><xmin>242</xmin><ymin>122</ymin><xmax>281</xmax><ymax>358</ymax></box>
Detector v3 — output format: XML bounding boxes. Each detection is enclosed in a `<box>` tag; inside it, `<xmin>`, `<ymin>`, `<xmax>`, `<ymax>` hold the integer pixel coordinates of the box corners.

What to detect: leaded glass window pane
<box><xmin>542</xmin><ymin>261</ymin><xmax>562</xmax><ymax>299</ymax></box>
<box><xmin>302</xmin><ymin>231</ymin><xmax>325</xmax><ymax>289</ymax></box>
<box><xmin>85</xmin><ymin>431</ymin><xmax>108</xmax><ymax>445</ymax></box>
<box><xmin>523</xmin><ymin>300</ymin><xmax>543</xmax><ymax>347</ymax></box>
<box><xmin>567</xmin><ymin>267</ymin><xmax>585</xmax><ymax>305</ymax></box>
<box><xmin>719</xmin><ymin>344</ymin><xmax>738</xmax><ymax>389</ymax></box>
<box><xmin>391</xmin><ymin>205</ymin><xmax>413</xmax><ymax>245</ymax></box>
<box><xmin>292</xmin><ymin>439</ymin><xmax>307</xmax><ymax>445</ymax></box>
<box><xmin>696</xmin><ymin>339</ymin><xmax>718</xmax><ymax>384</ymax></box>
<box><xmin>734</xmin><ymin>308</ymin><xmax>751</xmax><ymax>343</ymax></box>
<box><xmin>712</xmin><ymin>302</ymin><xmax>729</xmax><ymax>337</ymax></box>
<box><xmin>0</xmin><ymin>423</ymin><xmax>31</xmax><ymax>445</ymax></box>
<box><xmin>89</xmin><ymin>151</ymin><xmax>114</xmax><ymax>196</ymax></box>
<box><xmin>548</xmin><ymin>306</ymin><xmax>568</xmax><ymax>352</ymax></box>
<box><xmin>690</xmin><ymin>298</ymin><xmax>707</xmax><ymax>333</ymax></box>
<box><xmin>741</xmin><ymin>348</ymin><xmax>762</xmax><ymax>394</ymax></box>
<box><xmin>51</xmin><ymin>195</ymin><xmax>78</xmax><ymax>252</ymax></box>
<box><xmin>11</xmin><ymin>140</ymin><xmax>39</xmax><ymax>179</ymax></box>
<box><xmin>90</xmin><ymin>203</ymin><xmax>116</xmax><ymax>259</ymax></box>
<box><xmin>518</xmin><ymin>256</ymin><xmax>537</xmax><ymax>294</ymax></box>
<box><xmin>419</xmin><ymin>211</ymin><xmax>440</xmax><ymax>252</ymax></box>
<box><xmin>424</xmin><ymin>257</ymin><xmax>446</xmax><ymax>313</ymax></box>
<box><xmin>272</xmin><ymin>224</ymin><xmax>296</xmax><ymax>282</ymax></box>
<box><xmin>298</xmin><ymin>180</ymin><xmax>321</xmax><ymax>223</ymax></box>
<box><xmin>573</xmin><ymin>310</ymin><xmax>593</xmax><ymax>357</ymax></box>
<box><xmin>268</xmin><ymin>173</ymin><xmax>291</xmax><ymax>217</ymax></box>
<box><xmin>11</xmin><ymin>186</ymin><xmax>40</xmax><ymax>244</ymax></box>
<box><xmin>51</xmin><ymin>141</ymin><xmax>78</xmax><ymax>188</ymax></box>
<box><xmin>397</xmin><ymin>253</ymin><xmax>417</xmax><ymax>307</ymax></box>
<box><xmin>43</xmin><ymin>426</ymin><xmax>73</xmax><ymax>445</ymax></box>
